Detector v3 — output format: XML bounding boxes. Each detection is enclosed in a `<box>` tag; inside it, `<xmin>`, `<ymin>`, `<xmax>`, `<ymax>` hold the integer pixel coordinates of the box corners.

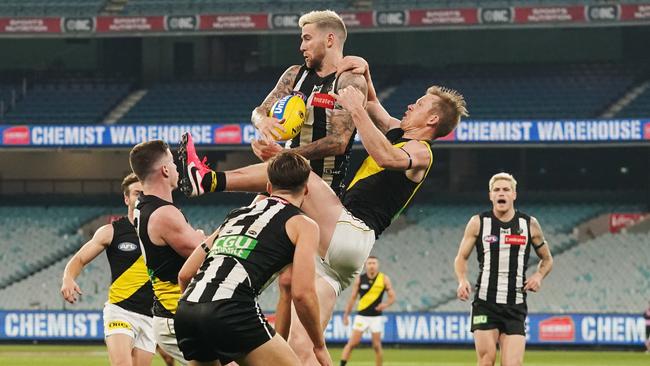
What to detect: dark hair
<box><xmin>367</xmin><ymin>256</ymin><xmax>378</xmax><ymax>261</ymax></box>
<box><xmin>267</xmin><ymin>151</ymin><xmax>311</xmax><ymax>193</ymax></box>
<box><xmin>129</xmin><ymin>140</ymin><xmax>170</xmax><ymax>182</ymax></box>
<box><xmin>121</xmin><ymin>173</ymin><xmax>139</xmax><ymax>196</ymax></box>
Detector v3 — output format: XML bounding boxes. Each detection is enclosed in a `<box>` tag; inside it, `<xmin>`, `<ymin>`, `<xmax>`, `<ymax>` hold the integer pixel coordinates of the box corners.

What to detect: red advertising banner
<box><xmin>410</xmin><ymin>8</ymin><xmax>478</xmax><ymax>26</ymax></box>
<box><xmin>609</xmin><ymin>213</ymin><xmax>649</xmax><ymax>233</ymax></box>
<box><xmin>0</xmin><ymin>17</ymin><xmax>61</xmax><ymax>33</ymax></box>
<box><xmin>340</xmin><ymin>11</ymin><xmax>374</xmax><ymax>28</ymax></box>
<box><xmin>620</xmin><ymin>4</ymin><xmax>650</xmax><ymax>21</ymax></box>
<box><xmin>96</xmin><ymin>16</ymin><xmax>165</xmax><ymax>33</ymax></box>
<box><xmin>539</xmin><ymin>316</ymin><xmax>575</xmax><ymax>342</ymax></box>
<box><xmin>515</xmin><ymin>6</ymin><xmax>585</xmax><ymax>23</ymax></box>
<box><xmin>199</xmin><ymin>14</ymin><xmax>267</xmax><ymax>31</ymax></box>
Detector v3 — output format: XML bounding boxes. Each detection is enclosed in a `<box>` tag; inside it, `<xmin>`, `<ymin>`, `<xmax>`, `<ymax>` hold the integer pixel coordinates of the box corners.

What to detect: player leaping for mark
<box><xmin>178</xmin><ymin>70</ymin><xmax>467</xmax><ymax>365</ymax></box>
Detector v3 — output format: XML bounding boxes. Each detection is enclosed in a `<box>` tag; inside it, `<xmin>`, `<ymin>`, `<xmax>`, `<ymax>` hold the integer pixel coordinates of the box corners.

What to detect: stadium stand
<box><xmin>119</xmin><ymin>81</ymin><xmax>269</xmax><ymax>124</ymax></box>
<box><xmin>2</xmin><ymin>79</ymin><xmax>132</xmax><ymax>124</ymax></box>
<box><xmin>382</xmin><ymin>63</ymin><xmax>642</xmax><ymax>120</ymax></box>
<box><xmin>0</xmin><ymin>206</ymin><xmax>107</xmax><ymax>291</ymax></box>
<box><xmin>0</xmin><ymin>0</ymin><xmax>103</xmax><ymax>17</ymax></box>
<box><xmin>2</xmin><ymin>202</ymin><xmax>646</xmax><ymax>314</ymax></box>
<box><xmin>615</xmin><ymin>86</ymin><xmax>650</xmax><ymax>118</ymax></box>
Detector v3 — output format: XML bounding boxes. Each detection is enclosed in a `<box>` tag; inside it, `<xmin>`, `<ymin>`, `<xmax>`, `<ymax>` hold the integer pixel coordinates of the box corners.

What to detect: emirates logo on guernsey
<box><xmin>504</xmin><ymin>235</ymin><xmax>526</xmax><ymax>245</ymax></box>
<box><xmin>311</xmin><ymin>93</ymin><xmax>335</xmax><ymax>109</ymax></box>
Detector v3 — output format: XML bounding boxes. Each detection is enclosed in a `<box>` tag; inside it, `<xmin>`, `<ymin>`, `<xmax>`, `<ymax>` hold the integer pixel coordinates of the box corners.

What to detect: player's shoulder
<box><xmin>149</xmin><ymin>204</ymin><xmax>184</xmax><ymax>228</ymax></box>
<box><xmin>94</xmin><ymin>223</ymin><xmax>115</xmax><ymax>244</ymax></box>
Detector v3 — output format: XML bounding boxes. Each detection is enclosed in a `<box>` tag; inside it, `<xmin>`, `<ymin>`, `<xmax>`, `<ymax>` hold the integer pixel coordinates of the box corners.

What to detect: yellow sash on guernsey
<box><xmin>108</xmin><ymin>255</ymin><xmax>150</xmax><ymax>304</ymax></box>
<box><xmin>152</xmin><ymin>279</ymin><xmax>182</xmax><ymax>314</ymax></box>
<box><xmin>357</xmin><ymin>273</ymin><xmax>385</xmax><ymax>311</ymax></box>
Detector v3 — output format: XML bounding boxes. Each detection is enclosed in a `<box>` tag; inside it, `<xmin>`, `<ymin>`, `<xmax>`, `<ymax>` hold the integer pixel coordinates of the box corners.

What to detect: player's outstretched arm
<box><xmin>61</xmin><ymin>224</ymin><xmax>113</xmax><ymax>304</ymax></box>
<box><xmin>342</xmin><ymin>276</ymin><xmax>361</xmax><ymax>326</ymax></box>
<box><xmin>375</xmin><ymin>275</ymin><xmax>396</xmax><ymax>312</ymax></box>
<box><xmin>289</xmin><ymin>71</ymin><xmax>367</xmax><ymax>160</ymax></box>
<box><xmin>454</xmin><ymin>215</ymin><xmax>480</xmax><ymax>301</ymax></box>
<box><xmin>286</xmin><ymin>215</ymin><xmax>331</xmax><ymax>365</ymax></box>
<box><xmin>149</xmin><ymin>206</ymin><xmax>206</xmax><ymax>258</ymax></box>
<box><xmin>336</xmin><ymin>55</ymin><xmax>400</xmax><ymax>133</ymax></box>
<box><xmin>178</xmin><ymin>230</ymin><xmax>219</xmax><ymax>293</ymax></box>
<box><xmin>252</xmin><ymin>65</ymin><xmax>302</xmax><ymax>141</ymax></box>
<box><xmin>524</xmin><ymin>217</ymin><xmax>554</xmax><ymax>292</ymax></box>
<box><xmin>334</xmin><ymin>86</ymin><xmax>430</xmax><ymax>171</ymax></box>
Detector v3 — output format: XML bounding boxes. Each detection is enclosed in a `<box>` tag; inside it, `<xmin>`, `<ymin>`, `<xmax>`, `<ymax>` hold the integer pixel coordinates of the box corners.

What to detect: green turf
<box><xmin>0</xmin><ymin>345</ymin><xmax>648</xmax><ymax>365</ymax></box>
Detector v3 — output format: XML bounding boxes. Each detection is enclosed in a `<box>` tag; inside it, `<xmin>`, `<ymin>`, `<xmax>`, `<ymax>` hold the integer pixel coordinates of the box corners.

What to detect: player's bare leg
<box><xmin>371</xmin><ymin>332</ymin><xmax>383</xmax><ymax>366</ymax></box>
<box><xmin>288</xmin><ymin>276</ymin><xmax>337</xmax><ymax>365</ymax></box>
<box><xmin>473</xmin><ymin>329</ymin><xmax>499</xmax><ymax>366</ymax></box>
<box><xmin>340</xmin><ymin>329</ymin><xmax>363</xmax><ymax>364</ymax></box>
<box><xmin>106</xmin><ymin>334</ymin><xmax>136</xmax><ymax>366</ymax></box>
<box><xmin>498</xmin><ymin>334</ymin><xmax>525</xmax><ymax>366</ymax></box>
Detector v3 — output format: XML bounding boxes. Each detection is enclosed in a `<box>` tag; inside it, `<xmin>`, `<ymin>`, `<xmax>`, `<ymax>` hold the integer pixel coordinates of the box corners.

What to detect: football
<box><xmin>268</xmin><ymin>94</ymin><xmax>306</xmax><ymax>141</ymax></box>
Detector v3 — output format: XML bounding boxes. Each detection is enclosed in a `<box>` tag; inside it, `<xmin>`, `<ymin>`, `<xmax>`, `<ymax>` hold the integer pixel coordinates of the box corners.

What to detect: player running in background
<box><xmin>340</xmin><ymin>256</ymin><xmax>396</xmax><ymax>366</ymax></box>
<box><xmin>61</xmin><ymin>173</ymin><xmax>156</xmax><ymax>366</ymax></box>
<box><xmin>454</xmin><ymin>173</ymin><xmax>554</xmax><ymax>366</ymax></box>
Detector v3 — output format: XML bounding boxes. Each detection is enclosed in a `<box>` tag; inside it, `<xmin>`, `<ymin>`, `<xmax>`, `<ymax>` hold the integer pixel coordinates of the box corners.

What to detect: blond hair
<box><xmin>426</xmin><ymin>86</ymin><xmax>468</xmax><ymax>139</ymax></box>
<box><xmin>489</xmin><ymin>172</ymin><xmax>517</xmax><ymax>192</ymax></box>
<box><xmin>299</xmin><ymin>10</ymin><xmax>347</xmax><ymax>43</ymax></box>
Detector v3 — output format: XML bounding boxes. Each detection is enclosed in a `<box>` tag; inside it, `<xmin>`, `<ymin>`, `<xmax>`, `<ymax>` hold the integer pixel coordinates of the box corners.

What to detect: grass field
<box><xmin>0</xmin><ymin>345</ymin><xmax>648</xmax><ymax>366</ymax></box>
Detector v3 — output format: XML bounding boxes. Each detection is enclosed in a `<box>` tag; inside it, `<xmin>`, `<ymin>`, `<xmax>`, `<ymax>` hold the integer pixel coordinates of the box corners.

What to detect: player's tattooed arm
<box><xmin>252</xmin><ymin>65</ymin><xmax>301</xmax><ymax>140</ymax></box>
<box><xmin>290</xmin><ymin>72</ymin><xmax>368</xmax><ymax>159</ymax></box>
<box><xmin>524</xmin><ymin>217</ymin><xmax>553</xmax><ymax>292</ymax></box>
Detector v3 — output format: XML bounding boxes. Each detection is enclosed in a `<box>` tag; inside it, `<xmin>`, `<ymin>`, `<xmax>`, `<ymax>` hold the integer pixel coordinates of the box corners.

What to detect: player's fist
<box><xmin>524</xmin><ymin>272</ymin><xmax>543</xmax><ymax>292</ymax></box>
<box><xmin>61</xmin><ymin>278</ymin><xmax>83</xmax><ymax>304</ymax></box>
<box><xmin>457</xmin><ymin>280</ymin><xmax>471</xmax><ymax>301</ymax></box>
<box><xmin>343</xmin><ymin>313</ymin><xmax>350</xmax><ymax>326</ymax></box>
<box><xmin>252</xmin><ymin>139</ymin><xmax>283</xmax><ymax>162</ymax></box>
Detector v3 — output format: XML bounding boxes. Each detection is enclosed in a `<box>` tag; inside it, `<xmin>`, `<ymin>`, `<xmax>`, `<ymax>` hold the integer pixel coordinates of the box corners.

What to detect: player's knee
<box><xmin>372</xmin><ymin>341</ymin><xmax>382</xmax><ymax>353</ymax></box>
<box><xmin>477</xmin><ymin>351</ymin><xmax>496</xmax><ymax>366</ymax></box>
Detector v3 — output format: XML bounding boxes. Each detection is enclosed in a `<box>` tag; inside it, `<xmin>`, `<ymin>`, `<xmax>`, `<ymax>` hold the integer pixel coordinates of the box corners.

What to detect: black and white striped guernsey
<box><xmin>181</xmin><ymin>196</ymin><xmax>303</xmax><ymax>303</ymax></box>
<box><xmin>289</xmin><ymin>64</ymin><xmax>355</xmax><ymax>197</ymax></box>
<box><xmin>474</xmin><ymin>210</ymin><xmax>533</xmax><ymax>305</ymax></box>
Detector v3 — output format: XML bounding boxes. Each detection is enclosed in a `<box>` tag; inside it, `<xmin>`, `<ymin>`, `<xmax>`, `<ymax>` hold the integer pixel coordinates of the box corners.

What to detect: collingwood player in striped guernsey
<box><xmin>61</xmin><ymin>173</ymin><xmax>156</xmax><ymax>366</ymax></box>
<box><xmin>250</xmin><ymin>10</ymin><xmax>368</xmax><ymax>196</ymax></box>
<box><xmin>454</xmin><ymin>173</ymin><xmax>554</xmax><ymax>366</ymax></box>
<box><xmin>174</xmin><ymin>152</ymin><xmax>331</xmax><ymax>366</ymax></box>
<box><xmin>129</xmin><ymin>140</ymin><xmax>207</xmax><ymax>365</ymax></box>
<box><xmin>341</xmin><ymin>256</ymin><xmax>395</xmax><ymax>366</ymax></box>
<box><xmin>178</xmin><ymin>72</ymin><xmax>468</xmax><ymax>363</ymax></box>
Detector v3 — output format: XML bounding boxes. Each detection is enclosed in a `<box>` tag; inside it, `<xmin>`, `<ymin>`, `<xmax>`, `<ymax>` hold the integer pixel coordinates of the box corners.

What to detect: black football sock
<box><xmin>340</xmin><ymin>360</ymin><xmax>348</xmax><ymax>366</ymax></box>
<box><xmin>201</xmin><ymin>171</ymin><xmax>227</xmax><ymax>193</ymax></box>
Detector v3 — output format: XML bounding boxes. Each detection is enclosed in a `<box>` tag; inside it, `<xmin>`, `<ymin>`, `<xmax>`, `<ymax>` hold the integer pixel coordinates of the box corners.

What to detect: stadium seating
<box><xmin>3</xmin><ymin>202</ymin><xmax>646</xmax><ymax>314</ymax></box>
<box><xmin>382</xmin><ymin>63</ymin><xmax>639</xmax><ymax>120</ymax></box>
<box><xmin>119</xmin><ymin>81</ymin><xmax>270</xmax><ymax>124</ymax></box>
<box><xmin>615</xmin><ymin>86</ymin><xmax>650</xmax><ymax>119</ymax></box>
<box><xmin>0</xmin><ymin>0</ymin><xmax>103</xmax><ymax>16</ymax></box>
<box><xmin>2</xmin><ymin>79</ymin><xmax>131</xmax><ymax>124</ymax></box>
<box><xmin>0</xmin><ymin>206</ymin><xmax>108</xmax><ymax>292</ymax></box>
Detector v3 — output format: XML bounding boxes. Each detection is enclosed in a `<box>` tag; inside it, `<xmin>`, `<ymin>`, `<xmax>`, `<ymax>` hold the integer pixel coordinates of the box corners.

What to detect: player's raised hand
<box><xmin>313</xmin><ymin>344</ymin><xmax>333</xmax><ymax>366</ymax></box>
<box><xmin>457</xmin><ymin>279</ymin><xmax>471</xmax><ymax>301</ymax></box>
<box><xmin>251</xmin><ymin>139</ymin><xmax>283</xmax><ymax>162</ymax></box>
<box><xmin>524</xmin><ymin>272</ymin><xmax>544</xmax><ymax>292</ymax></box>
<box><xmin>255</xmin><ymin>116</ymin><xmax>286</xmax><ymax>141</ymax></box>
<box><xmin>336</xmin><ymin>56</ymin><xmax>369</xmax><ymax>78</ymax></box>
<box><xmin>333</xmin><ymin>86</ymin><xmax>365</xmax><ymax>112</ymax></box>
<box><xmin>61</xmin><ymin>278</ymin><xmax>83</xmax><ymax>304</ymax></box>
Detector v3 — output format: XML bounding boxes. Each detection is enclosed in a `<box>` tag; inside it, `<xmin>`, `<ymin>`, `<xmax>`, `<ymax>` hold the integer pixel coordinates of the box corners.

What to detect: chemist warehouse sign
<box><xmin>0</xmin><ymin>310</ymin><xmax>646</xmax><ymax>345</ymax></box>
<box><xmin>0</xmin><ymin>119</ymin><xmax>648</xmax><ymax>148</ymax></box>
